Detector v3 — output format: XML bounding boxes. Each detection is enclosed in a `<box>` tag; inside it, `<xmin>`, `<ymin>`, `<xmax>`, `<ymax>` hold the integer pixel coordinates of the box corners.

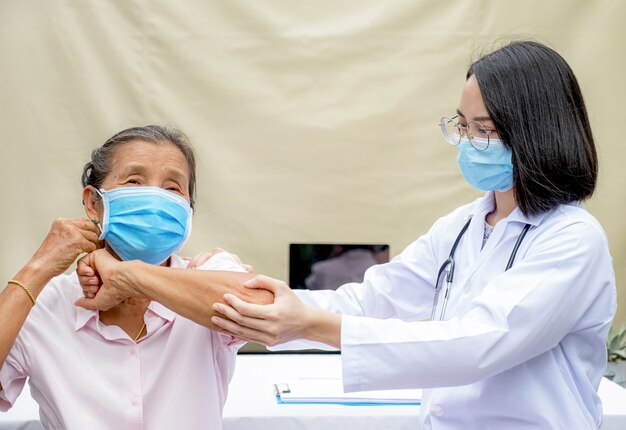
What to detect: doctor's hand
<box><xmin>75</xmin><ymin>249</ymin><xmax>140</xmax><ymax>311</ymax></box>
<box><xmin>211</xmin><ymin>275</ymin><xmax>317</xmax><ymax>346</ymax></box>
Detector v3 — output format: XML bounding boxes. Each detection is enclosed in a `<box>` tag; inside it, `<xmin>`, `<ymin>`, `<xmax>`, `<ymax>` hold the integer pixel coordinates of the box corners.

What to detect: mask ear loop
<box><xmin>88</xmin><ymin>187</ymin><xmax>107</xmax><ymax>238</ymax></box>
<box><xmin>90</xmin><ymin>218</ymin><xmax>101</xmax><ymax>231</ymax></box>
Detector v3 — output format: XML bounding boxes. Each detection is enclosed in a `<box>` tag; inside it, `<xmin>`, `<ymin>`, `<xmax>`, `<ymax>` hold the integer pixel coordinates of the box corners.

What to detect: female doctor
<box><xmin>208</xmin><ymin>40</ymin><xmax>617</xmax><ymax>429</ymax></box>
<box><xmin>76</xmin><ymin>40</ymin><xmax>616</xmax><ymax>429</ymax></box>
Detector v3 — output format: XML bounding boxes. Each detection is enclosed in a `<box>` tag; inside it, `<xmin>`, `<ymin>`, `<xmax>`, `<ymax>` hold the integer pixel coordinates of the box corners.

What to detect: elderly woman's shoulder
<box><xmin>34</xmin><ymin>272</ymin><xmax>82</xmax><ymax>312</ymax></box>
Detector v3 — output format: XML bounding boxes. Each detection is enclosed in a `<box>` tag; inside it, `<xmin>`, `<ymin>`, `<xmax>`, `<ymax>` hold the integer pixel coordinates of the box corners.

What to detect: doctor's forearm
<box><xmin>304</xmin><ymin>306</ymin><xmax>342</xmax><ymax>349</ymax></box>
<box><xmin>122</xmin><ymin>261</ymin><xmax>272</xmax><ymax>330</ymax></box>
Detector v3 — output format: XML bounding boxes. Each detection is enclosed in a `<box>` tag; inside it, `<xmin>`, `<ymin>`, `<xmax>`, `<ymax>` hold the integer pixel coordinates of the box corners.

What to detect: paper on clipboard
<box><xmin>274</xmin><ymin>378</ymin><xmax>421</xmax><ymax>405</ymax></box>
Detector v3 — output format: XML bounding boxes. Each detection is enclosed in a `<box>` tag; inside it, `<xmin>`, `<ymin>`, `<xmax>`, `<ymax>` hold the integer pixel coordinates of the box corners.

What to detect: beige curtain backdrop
<box><xmin>1</xmin><ymin>1</ymin><xmax>624</xmax><ymax>326</ymax></box>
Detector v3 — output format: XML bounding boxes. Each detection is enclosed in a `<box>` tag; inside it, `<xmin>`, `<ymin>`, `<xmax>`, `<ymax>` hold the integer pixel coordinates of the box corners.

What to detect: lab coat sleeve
<box><xmin>270</xmin><ymin>217</ymin><xmax>448</xmax><ymax>351</ymax></box>
<box><xmin>303</xmin><ymin>215</ymin><xmax>448</xmax><ymax>319</ymax></box>
<box><xmin>340</xmin><ymin>220</ymin><xmax>615</xmax><ymax>391</ymax></box>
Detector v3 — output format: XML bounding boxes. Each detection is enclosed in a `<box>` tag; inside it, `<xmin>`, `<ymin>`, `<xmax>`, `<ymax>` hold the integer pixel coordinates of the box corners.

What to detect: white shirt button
<box><xmin>462</xmin><ymin>285</ymin><xmax>472</xmax><ymax>295</ymax></box>
<box><xmin>431</xmin><ymin>404</ymin><xmax>445</xmax><ymax>416</ymax></box>
<box><xmin>130</xmin><ymin>348</ymin><xmax>136</xmax><ymax>356</ymax></box>
<box><xmin>131</xmin><ymin>399</ymin><xmax>138</xmax><ymax>407</ymax></box>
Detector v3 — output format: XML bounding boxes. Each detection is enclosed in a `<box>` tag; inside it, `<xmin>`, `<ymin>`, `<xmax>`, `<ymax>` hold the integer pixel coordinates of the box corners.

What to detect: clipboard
<box><xmin>274</xmin><ymin>378</ymin><xmax>421</xmax><ymax>406</ymax></box>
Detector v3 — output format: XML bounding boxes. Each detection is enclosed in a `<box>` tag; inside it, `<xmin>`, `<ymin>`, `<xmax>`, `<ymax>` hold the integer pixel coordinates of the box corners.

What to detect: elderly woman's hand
<box><xmin>29</xmin><ymin>218</ymin><xmax>101</xmax><ymax>281</ymax></box>
<box><xmin>77</xmin><ymin>251</ymin><xmax>102</xmax><ymax>299</ymax></box>
<box><xmin>75</xmin><ymin>249</ymin><xmax>140</xmax><ymax>311</ymax></box>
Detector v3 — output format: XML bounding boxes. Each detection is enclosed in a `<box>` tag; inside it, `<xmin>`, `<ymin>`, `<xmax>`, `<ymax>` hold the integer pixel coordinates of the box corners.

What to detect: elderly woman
<box><xmin>0</xmin><ymin>125</ymin><xmax>270</xmax><ymax>429</ymax></box>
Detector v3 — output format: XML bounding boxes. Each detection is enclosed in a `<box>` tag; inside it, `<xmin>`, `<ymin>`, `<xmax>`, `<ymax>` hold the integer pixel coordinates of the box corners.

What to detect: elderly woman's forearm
<box><xmin>0</xmin><ymin>261</ymin><xmax>53</xmax><ymax>372</ymax></box>
<box><xmin>123</xmin><ymin>262</ymin><xmax>272</xmax><ymax>330</ymax></box>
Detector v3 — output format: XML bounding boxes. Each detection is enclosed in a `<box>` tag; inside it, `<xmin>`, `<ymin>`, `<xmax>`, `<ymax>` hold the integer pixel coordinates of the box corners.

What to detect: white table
<box><xmin>224</xmin><ymin>354</ymin><xmax>626</xmax><ymax>430</ymax></box>
<box><xmin>224</xmin><ymin>354</ymin><xmax>421</xmax><ymax>430</ymax></box>
<box><xmin>2</xmin><ymin>354</ymin><xmax>626</xmax><ymax>429</ymax></box>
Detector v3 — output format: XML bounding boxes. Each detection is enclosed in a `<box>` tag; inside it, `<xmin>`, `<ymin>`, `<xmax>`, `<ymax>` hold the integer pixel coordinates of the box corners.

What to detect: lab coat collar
<box><xmin>464</xmin><ymin>192</ymin><xmax>550</xmax><ymax>227</ymax></box>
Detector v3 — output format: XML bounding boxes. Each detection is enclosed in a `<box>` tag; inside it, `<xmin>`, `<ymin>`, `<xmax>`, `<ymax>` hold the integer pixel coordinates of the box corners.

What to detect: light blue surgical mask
<box><xmin>96</xmin><ymin>186</ymin><xmax>193</xmax><ymax>265</ymax></box>
<box><xmin>457</xmin><ymin>137</ymin><xmax>514</xmax><ymax>192</ymax></box>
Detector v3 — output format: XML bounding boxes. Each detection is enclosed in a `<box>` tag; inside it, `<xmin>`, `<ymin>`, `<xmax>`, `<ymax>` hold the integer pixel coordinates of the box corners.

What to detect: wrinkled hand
<box><xmin>211</xmin><ymin>275</ymin><xmax>310</xmax><ymax>346</ymax></box>
<box><xmin>77</xmin><ymin>252</ymin><xmax>102</xmax><ymax>299</ymax></box>
<box><xmin>31</xmin><ymin>218</ymin><xmax>101</xmax><ymax>279</ymax></box>
<box><xmin>185</xmin><ymin>248</ymin><xmax>254</xmax><ymax>273</ymax></box>
<box><xmin>75</xmin><ymin>249</ymin><xmax>138</xmax><ymax>311</ymax></box>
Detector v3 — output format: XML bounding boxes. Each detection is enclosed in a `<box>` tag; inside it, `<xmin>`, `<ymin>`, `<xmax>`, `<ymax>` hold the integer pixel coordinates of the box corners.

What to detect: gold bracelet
<box><xmin>8</xmin><ymin>279</ymin><xmax>36</xmax><ymax>306</ymax></box>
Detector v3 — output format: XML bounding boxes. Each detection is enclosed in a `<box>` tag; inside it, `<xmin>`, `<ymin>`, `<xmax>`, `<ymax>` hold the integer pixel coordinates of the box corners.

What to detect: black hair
<box><xmin>81</xmin><ymin>125</ymin><xmax>197</xmax><ymax>208</ymax></box>
<box><xmin>468</xmin><ymin>40</ymin><xmax>597</xmax><ymax>215</ymax></box>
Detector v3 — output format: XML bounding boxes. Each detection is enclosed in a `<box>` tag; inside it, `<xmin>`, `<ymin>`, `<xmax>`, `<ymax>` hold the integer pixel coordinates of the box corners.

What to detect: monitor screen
<box><xmin>289</xmin><ymin>243</ymin><xmax>390</xmax><ymax>291</ymax></box>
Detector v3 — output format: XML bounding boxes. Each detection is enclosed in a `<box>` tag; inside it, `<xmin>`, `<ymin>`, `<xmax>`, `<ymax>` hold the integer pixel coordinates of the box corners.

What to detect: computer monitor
<box><xmin>289</xmin><ymin>243</ymin><xmax>390</xmax><ymax>291</ymax></box>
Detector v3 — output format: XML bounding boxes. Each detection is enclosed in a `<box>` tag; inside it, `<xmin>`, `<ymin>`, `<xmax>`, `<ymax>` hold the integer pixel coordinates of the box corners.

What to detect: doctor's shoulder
<box><xmin>530</xmin><ymin>203</ymin><xmax>612</xmax><ymax>262</ymax></box>
<box><xmin>547</xmin><ymin>203</ymin><xmax>609</xmax><ymax>244</ymax></box>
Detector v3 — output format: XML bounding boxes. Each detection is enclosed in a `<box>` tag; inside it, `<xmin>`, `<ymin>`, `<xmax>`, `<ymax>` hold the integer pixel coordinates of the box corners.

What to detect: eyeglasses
<box><xmin>439</xmin><ymin>115</ymin><xmax>498</xmax><ymax>151</ymax></box>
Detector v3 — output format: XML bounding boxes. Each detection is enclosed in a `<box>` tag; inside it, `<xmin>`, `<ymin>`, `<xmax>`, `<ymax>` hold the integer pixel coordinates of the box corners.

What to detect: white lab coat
<box><xmin>280</xmin><ymin>192</ymin><xmax>616</xmax><ymax>429</ymax></box>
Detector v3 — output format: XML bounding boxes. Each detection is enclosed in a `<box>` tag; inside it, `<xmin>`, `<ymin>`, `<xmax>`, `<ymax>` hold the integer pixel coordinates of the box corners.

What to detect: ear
<box><xmin>82</xmin><ymin>186</ymin><xmax>102</xmax><ymax>223</ymax></box>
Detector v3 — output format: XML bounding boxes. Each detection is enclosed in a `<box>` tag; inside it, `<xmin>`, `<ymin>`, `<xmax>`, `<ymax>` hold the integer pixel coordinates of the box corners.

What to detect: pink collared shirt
<box><xmin>1</xmin><ymin>253</ymin><xmax>245</xmax><ymax>429</ymax></box>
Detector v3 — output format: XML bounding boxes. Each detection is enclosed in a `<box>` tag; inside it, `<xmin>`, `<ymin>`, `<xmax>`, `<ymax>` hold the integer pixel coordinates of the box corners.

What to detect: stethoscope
<box><xmin>431</xmin><ymin>217</ymin><xmax>532</xmax><ymax>321</ymax></box>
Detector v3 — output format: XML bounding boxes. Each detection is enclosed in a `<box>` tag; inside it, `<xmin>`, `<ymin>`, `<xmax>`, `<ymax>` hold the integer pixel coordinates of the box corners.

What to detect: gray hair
<box><xmin>81</xmin><ymin>125</ymin><xmax>197</xmax><ymax>208</ymax></box>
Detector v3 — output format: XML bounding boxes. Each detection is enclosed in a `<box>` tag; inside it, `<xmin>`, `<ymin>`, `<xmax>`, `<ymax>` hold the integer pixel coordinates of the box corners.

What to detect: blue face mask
<box><xmin>457</xmin><ymin>137</ymin><xmax>514</xmax><ymax>192</ymax></box>
<box><xmin>97</xmin><ymin>186</ymin><xmax>193</xmax><ymax>265</ymax></box>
